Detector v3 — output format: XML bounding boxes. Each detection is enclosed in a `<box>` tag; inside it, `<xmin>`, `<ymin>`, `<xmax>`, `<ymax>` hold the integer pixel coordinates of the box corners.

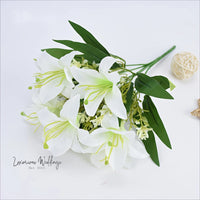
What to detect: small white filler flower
<box><xmin>71</xmin><ymin>56</ymin><xmax>127</xmax><ymax>119</ymax></box>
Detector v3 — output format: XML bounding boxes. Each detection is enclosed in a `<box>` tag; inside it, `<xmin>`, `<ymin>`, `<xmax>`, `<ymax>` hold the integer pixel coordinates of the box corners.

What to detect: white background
<box><xmin>1</xmin><ymin>1</ymin><xmax>199</xmax><ymax>199</ymax></box>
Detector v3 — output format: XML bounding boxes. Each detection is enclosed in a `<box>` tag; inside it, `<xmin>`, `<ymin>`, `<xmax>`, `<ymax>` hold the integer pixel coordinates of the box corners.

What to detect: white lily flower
<box><xmin>79</xmin><ymin>113</ymin><xmax>148</xmax><ymax>170</ymax></box>
<box><xmin>71</xmin><ymin>56</ymin><xmax>127</xmax><ymax>119</ymax></box>
<box><xmin>35</xmin><ymin>51</ymin><xmax>77</xmax><ymax>103</ymax></box>
<box><xmin>38</xmin><ymin>94</ymin><xmax>94</xmax><ymax>156</ymax></box>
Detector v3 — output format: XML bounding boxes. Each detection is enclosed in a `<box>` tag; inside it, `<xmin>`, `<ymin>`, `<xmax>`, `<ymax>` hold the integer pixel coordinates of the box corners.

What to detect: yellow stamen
<box><xmin>94</xmin><ymin>143</ymin><xmax>105</xmax><ymax>154</ymax></box>
<box><xmin>43</xmin><ymin>120</ymin><xmax>70</xmax><ymax>149</ymax></box>
<box><xmin>80</xmin><ymin>79</ymin><xmax>113</xmax><ymax>104</ymax></box>
<box><xmin>104</xmin><ymin>134</ymin><xmax>124</xmax><ymax>165</ymax></box>
<box><xmin>34</xmin><ymin>70</ymin><xmax>65</xmax><ymax>88</ymax></box>
<box><xmin>21</xmin><ymin>111</ymin><xmax>41</xmax><ymax>132</ymax></box>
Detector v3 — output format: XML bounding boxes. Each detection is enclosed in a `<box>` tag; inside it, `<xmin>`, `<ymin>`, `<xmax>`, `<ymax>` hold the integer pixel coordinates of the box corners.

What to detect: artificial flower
<box><xmin>38</xmin><ymin>94</ymin><xmax>94</xmax><ymax>156</ymax></box>
<box><xmin>22</xmin><ymin>21</ymin><xmax>175</xmax><ymax>168</ymax></box>
<box><xmin>35</xmin><ymin>51</ymin><xmax>77</xmax><ymax>103</ymax></box>
<box><xmin>79</xmin><ymin>112</ymin><xmax>148</xmax><ymax>170</ymax></box>
<box><xmin>71</xmin><ymin>56</ymin><xmax>127</xmax><ymax>119</ymax></box>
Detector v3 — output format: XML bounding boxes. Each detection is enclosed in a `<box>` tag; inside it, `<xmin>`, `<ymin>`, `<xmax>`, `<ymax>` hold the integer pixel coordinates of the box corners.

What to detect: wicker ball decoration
<box><xmin>171</xmin><ymin>52</ymin><xmax>199</xmax><ymax>80</ymax></box>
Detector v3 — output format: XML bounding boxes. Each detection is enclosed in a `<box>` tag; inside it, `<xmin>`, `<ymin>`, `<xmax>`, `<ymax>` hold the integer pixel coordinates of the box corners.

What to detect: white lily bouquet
<box><xmin>22</xmin><ymin>21</ymin><xmax>176</xmax><ymax>170</ymax></box>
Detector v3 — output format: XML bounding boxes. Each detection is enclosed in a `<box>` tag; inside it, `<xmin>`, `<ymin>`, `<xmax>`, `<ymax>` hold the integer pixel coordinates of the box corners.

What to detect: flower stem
<box><xmin>126</xmin><ymin>45</ymin><xmax>176</xmax><ymax>73</ymax></box>
<box><xmin>126</xmin><ymin>64</ymin><xmax>144</xmax><ymax>66</ymax></box>
<box><xmin>110</xmin><ymin>54</ymin><xmax>126</xmax><ymax>65</ymax></box>
<box><xmin>147</xmin><ymin>45</ymin><xmax>176</xmax><ymax>66</ymax></box>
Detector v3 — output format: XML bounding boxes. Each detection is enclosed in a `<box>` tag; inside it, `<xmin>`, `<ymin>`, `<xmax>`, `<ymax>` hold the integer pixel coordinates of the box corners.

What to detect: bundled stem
<box><xmin>126</xmin><ymin>45</ymin><xmax>176</xmax><ymax>74</ymax></box>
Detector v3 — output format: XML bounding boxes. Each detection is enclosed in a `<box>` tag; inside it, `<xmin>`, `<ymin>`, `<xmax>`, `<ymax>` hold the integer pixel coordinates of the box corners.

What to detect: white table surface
<box><xmin>1</xmin><ymin>1</ymin><xmax>199</xmax><ymax>199</ymax></box>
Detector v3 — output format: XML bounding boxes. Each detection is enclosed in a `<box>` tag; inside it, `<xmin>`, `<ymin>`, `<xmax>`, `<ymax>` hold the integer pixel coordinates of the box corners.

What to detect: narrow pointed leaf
<box><xmin>152</xmin><ymin>75</ymin><xmax>176</xmax><ymax>91</ymax></box>
<box><xmin>152</xmin><ymin>75</ymin><xmax>170</xmax><ymax>90</ymax></box>
<box><xmin>124</xmin><ymin>82</ymin><xmax>133</xmax><ymax>113</ymax></box>
<box><xmin>53</xmin><ymin>40</ymin><xmax>107</xmax><ymax>63</ymax></box>
<box><xmin>68</xmin><ymin>20</ymin><xmax>109</xmax><ymax>55</ymax></box>
<box><xmin>41</xmin><ymin>48</ymin><xmax>73</xmax><ymax>59</ymax></box>
<box><xmin>142</xmin><ymin>131</ymin><xmax>160</xmax><ymax>166</ymax></box>
<box><xmin>143</xmin><ymin>95</ymin><xmax>172</xmax><ymax>149</ymax></box>
<box><xmin>135</xmin><ymin>73</ymin><xmax>173</xmax><ymax>99</ymax></box>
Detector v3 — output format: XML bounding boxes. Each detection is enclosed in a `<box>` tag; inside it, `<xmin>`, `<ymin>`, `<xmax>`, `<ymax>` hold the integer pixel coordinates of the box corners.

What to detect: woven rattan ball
<box><xmin>171</xmin><ymin>52</ymin><xmax>199</xmax><ymax>80</ymax></box>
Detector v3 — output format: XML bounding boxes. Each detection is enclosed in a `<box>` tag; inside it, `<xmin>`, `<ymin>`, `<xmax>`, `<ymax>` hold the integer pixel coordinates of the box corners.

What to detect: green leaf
<box><xmin>143</xmin><ymin>95</ymin><xmax>172</xmax><ymax>149</ymax></box>
<box><xmin>118</xmin><ymin>118</ymin><xmax>122</xmax><ymax>126</ymax></box>
<box><xmin>41</xmin><ymin>48</ymin><xmax>73</xmax><ymax>59</ymax></box>
<box><xmin>68</xmin><ymin>21</ymin><xmax>110</xmax><ymax>55</ymax></box>
<box><xmin>53</xmin><ymin>40</ymin><xmax>107</xmax><ymax>63</ymax></box>
<box><xmin>152</xmin><ymin>75</ymin><xmax>170</xmax><ymax>90</ymax></box>
<box><xmin>124</xmin><ymin>82</ymin><xmax>133</xmax><ymax>113</ymax></box>
<box><xmin>142</xmin><ymin>131</ymin><xmax>160</xmax><ymax>166</ymax></box>
<box><xmin>152</xmin><ymin>75</ymin><xmax>176</xmax><ymax>91</ymax></box>
<box><xmin>135</xmin><ymin>73</ymin><xmax>173</xmax><ymax>99</ymax></box>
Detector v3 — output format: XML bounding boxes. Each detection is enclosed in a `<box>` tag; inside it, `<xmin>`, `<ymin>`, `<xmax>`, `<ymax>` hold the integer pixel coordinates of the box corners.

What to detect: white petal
<box><xmin>71</xmin><ymin>67</ymin><xmax>103</xmax><ymax>85</ymax></box>
<box><xmin>90</xmin><ymin>150</ymin><xmax>107</xmax><ymax>168</ymax></box>
<box><xmin>46</xmin><ymin>125</ymin><xmax>76</xmax><ymax>156</ymax></box>
<box><xmin>60</xmin><ymin>52</ymin><xmax>79</xmax><ymax>83</ymax></box>
<box><xmin>39</xmin><ymin>78</ymin><xmax>64</xmax><ymax>104</ymax></box>
<box><xmin>105</xmin><ymin>85</ymin><xmax>127</xmax><ymax>119</ymax></box>
<box><xmin>71</xmin><ymin>134</ymin><xmax>98</xmax><ymax>153</ymax></box>
<box><xmin>108</xmin><ymin>129</ymin><xmax>130</xmax><ymax>136</ymax></box>
<box><xmin>60</xmin><ymin>94</ymin><xmax>80</xmax><ymax>124</ymax></box>
<box><xmin>61</xmin><ymin>83</ymin><xmax>74</xmax><ymax>98</ymax></box>
<box><xmin>31</xmin><ymin>88</ymin><xmax>42</xmax><ymax>105</ymax></box>
<box><xmin>99</xmin><ymin>56</ymin><xmax>117</xmax><ymax>74</ymax></box>
<box><xmin>124</xmin><ymin>156</ymin><xmax>137</xmax><ymax>169</ymax></box>
<box><xmin>23</xmin><ymin>105</ymin><xmax>39</xmax><ymax>116</ymax></box>
<box><xmin>64</xmin><ymin>67</ymin><xmax>73</xmax><ymax>84</ymax></box>
<box><xmin>36</xmin><ymin>52</ymin><xmax>60</xmax><ymax>72</ymax></box>
<box><xmin>105</xmin><ymin>138</ymin><xmax>128</xmax><ymax>170</ymax></box>
<box><xmin>101</xmin><ymin>112</ymin><xmax>119</xmax><ymax>129</ymax></box>
<box><xmin>37</xmin><ymin>107</ymin><xmax>60</xmax><ymax>127</ymax></box>
<box><xmin>78</xmin><ymin>128</ymin><xmax>109</xmax><ymax>147</ymax></box>
<box><xmin>70</xmin><ymin>85</ymin><xmax>86</xmax><ymax>99</ymax></box>
<box><xmin>59</xmin><ymin>51</ymin><xmax>78</xmax><ymax>68</ymax></box>
<box><xmin>84</xmin><ymin>90</ymin><xmax>105</xmax><ymax>116</ymax></box>
<box><xmin>104</xmin><ymin>71</ymin><xmax>121</xmax><ymax>85</ymax></box>
<box><xmin>128</xmin><ymin>134</ymin><xmax>149</xmax><ymax>159</ymax></box>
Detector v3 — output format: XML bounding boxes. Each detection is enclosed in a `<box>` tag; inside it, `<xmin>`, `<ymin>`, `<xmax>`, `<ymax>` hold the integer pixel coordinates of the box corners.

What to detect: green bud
<box><xmin>28</xmin><ymin>86</ymin><xmax>32</xmax><ymax>90</ymax></box>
